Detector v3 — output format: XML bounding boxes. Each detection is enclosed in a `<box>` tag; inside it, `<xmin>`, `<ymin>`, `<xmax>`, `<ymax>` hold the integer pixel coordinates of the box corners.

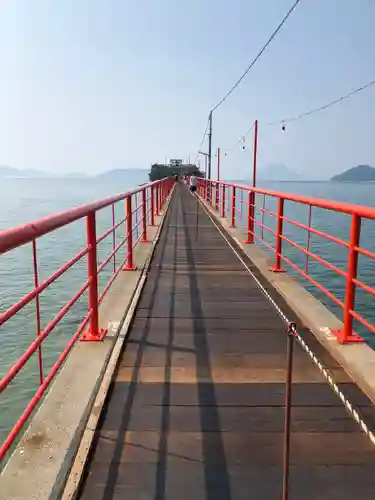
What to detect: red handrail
<box><xmin>198</xmin><ymin>178</ymin><xmax>375</xmax><ymax>345</ymax></box>
<box><xmin>0</xmin><ymin>177</ymin><xmax>174</xmax><ymax>462</ymax></box>
<box><xmin>208</xmin><ymin>180</ymin><xmax>375</xmax><ymax>220</ymax></box>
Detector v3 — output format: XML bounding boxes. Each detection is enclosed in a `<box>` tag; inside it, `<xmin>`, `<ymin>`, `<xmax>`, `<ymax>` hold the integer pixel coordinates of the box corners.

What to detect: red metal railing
<box><xmin>198</xmin><ymin>178</ymin><xmax>375</xmax><ymax>345</ymax></box>
<box><xmin>0</xmin><ymin>177</ymin><xmax>174</xmax><ymax>461</ymax></box>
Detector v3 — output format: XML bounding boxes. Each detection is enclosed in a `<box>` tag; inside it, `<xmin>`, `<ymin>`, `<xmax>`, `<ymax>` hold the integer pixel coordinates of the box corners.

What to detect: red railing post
<box><xmin>141</xmin><ymin>188</ymin><xmax>148</xmax><ymax>242</ymax></box>
<box><xmin>305</xmin><ymin>205</ymin><xmax>312</xmax><ymax>273</ymax></box>
<box><xmin>32</xmin><ymin>238</ymin><xmax>43</xmax><ymax>384</ymax></box>
<box><xmin>215</xmin><ymin>182</ymin><xmax>219</xmax><ymax>211</ymax></box>
<box><xmin>261</xmin><ymin>194</ymin><xmax>266</xmax><ymax>240</ymax></box>
<box><xmin>134</xmin><ymin>193</ymin><xmax>139</xmax><ymax>235</ymax></box>
<box><xmin>123</xmin><ymin>195</ymin><xmax>136</xmax><ymax>270</ymax></box>
<box><xmin>252</xmin><ymin>119</ymin><xmax>258</xmax><ymax>187</ymax></box>
<box><xmin>334</xmin><ymin>214</ymin><xmax>362</xmax><ymax>342</ymax></box>
<box><xmin>221</xmin><ymin>184</ymin><xmax>226</xmax><ymax>217</ymax></box>
<box><xmin>240</xmin><ymin>189</ymin><xmax>244</xmax><ymax>221</ymax></box>
<box><xmin>217</xmin><ymin>147</ymin><xmax>220</xmax><ymax>181</ymax></box>
<box><xmin>150</xmin><ymin>185</ymin><xmax>155</xmax><ymax>226</ymax></box>
<box><xmin>111</xmin><ymin>204</ymin><xmax>116</xmax><ymax>273</ymax></box>
<box><xmin>271</xmin><ymin>198</ymin><xmax>285</xmax><ymax>272</ymax></box>
<box><xmin>155</xmin><ymin>183</ymin><xmax>160</xmax><ymax>216</ymax></box>
<box><xmin>231</xmin><ymin>186</ymin><xmax>236</xmax><ymax>227</ymax></box>
<box><xmin>82</xmin><ymin>211</ymin><xmax>107</xmax><ymax>341</ymax></box>
<box><xmin>245</xmin><ymin>191</ymin><xmax>255</xmax><ymax>244</ymax></box>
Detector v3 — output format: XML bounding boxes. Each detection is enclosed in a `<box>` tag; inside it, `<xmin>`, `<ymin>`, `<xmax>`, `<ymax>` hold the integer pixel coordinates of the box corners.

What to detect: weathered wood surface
<box><xmin>79</xmin><ymin>185</ymin><xmax>375</xmax><ymax>499</ymax></box>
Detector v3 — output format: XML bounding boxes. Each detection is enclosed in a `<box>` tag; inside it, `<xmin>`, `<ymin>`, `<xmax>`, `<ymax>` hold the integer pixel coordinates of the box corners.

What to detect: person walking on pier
<box><xmin>190</xmin><ymin>172</ymin><xmax>197</xmax><ymax>194</ymax></box>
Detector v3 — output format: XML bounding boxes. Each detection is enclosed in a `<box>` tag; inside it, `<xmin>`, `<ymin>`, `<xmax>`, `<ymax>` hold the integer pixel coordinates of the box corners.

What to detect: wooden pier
<box><xmin>78</xmin><ymin>184</ymin><xmax>375</xmax><ymax>499</ymax></box>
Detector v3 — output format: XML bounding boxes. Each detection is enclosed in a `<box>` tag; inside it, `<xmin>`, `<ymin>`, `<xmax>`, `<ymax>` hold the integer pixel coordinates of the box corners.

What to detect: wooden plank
<box><xmin>78</xmin><ymin>185</ymin><xmax>375</xmax><ymax>500</ymax></box>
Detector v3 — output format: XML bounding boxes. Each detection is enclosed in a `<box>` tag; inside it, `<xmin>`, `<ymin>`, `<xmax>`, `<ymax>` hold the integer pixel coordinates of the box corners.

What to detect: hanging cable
<box><xmin>223</xmin><ymin>122</ymin><xmax>255</xmax><ymax>153</ymax></box>
<box><xmin>266</xmin><ymin>77</ymin><xmax>375</xmax><ymax>126</ymax></box>
<box><xmin>211</xmin><ymin>0</ymin><xmax>302</xmax><ymax>113</ymax></box>
<box><xmin>194</xmin><ymin>116</ymin><xmax>210</xmax><ymax>163</ymax></box>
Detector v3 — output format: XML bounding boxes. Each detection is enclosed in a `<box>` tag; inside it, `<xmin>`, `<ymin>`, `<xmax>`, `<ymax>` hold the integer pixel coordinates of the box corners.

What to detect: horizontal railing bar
<box><xmin>355</xmin><ymin>245</ymin><xmax>375</xmax><ymax>260</ymax></box>
<box><xmin>96</xmin><ymin>216</ymin><xmax>126</xmax><ymax>244</ymax></box>
<box><xmin>199</xmin><ymin>178</ymin><xmax>375</xmax><ymax>343</ymax></box>
<box><xmin>252</xmin><ymin>231</ymin><xmax>277</xmax><ymax>253</ymax></box>
<box><xmin>98</xmin><ymin>256</ymin><xmax>127</xmax><ymax>305</ymax></box>
<box><xmin>0</xmin><ymin>178</ymin><xmax>174</xmax><ymax>460</ymax></box>
<box><xmin>280</xmin><ymin>234</ymin><xmax>348</xmax><ymax>279</ymax></box>
<box><xmin>352</xmin><ymin>278</ymin><xmax>375</xmax><ymax>298</ymax></box>
<box><xmin>0</xmin><ymin>180</ymin><xmax>163</xmax><ymax>254</ymax></box>
<box><xmin>0</xmin><ymin>246</ymin><xmax>89</xmax><ymax>327</ymax></box>
<box><xmin>261</xmin><ymin>207</ymin><xmax>277</xmax><ymax>217</ymax></box>
<box><xmin>279</xmin><ymin>253</ymin><xmax>344</xmax><ymax>309</ymax></box>
<box><xmin>0</xmin><ymin>312</ymin><xmax>91</xmax><ymax>461</ymax></box>
<box><xmin>256</xmin><ymin>222</ymin><xmax>276</xmax><ymax>236</ymax></box>
<box><xmin>0</xmin><ymin>280</ymin><xmax>89</xmax><ymax>392</ymax></box>
<box><xmin>97</xmin><ymin>238</ymin><xmax>127</xmax><ymax>275</ymax></box>
<box><xmin>215</xmin><ymin>181</ymin><xmax>375</xmax><ymax>220</ymax></box>
<box><xmin>350</xmin><ymin>309</ymin><xmax>375</xmax><ymax>335</ymax></box>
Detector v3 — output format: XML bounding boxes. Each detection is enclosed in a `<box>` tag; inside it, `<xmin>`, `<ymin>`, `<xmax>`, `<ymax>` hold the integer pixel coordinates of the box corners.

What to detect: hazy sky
<box><xmin>0</xmin><ymin>0</ymin><xmax>374</xmax><ymax>178</ymax></box>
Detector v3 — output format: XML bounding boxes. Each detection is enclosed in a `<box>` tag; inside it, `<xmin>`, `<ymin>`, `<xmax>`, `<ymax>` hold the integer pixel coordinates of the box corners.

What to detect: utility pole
<box><xmin>217</xmin><ymin>147</ymin><xmax>220</xmax><ymax>181</ymax></box>
<box><xmin>252</xmin><ymin>119</ymin><xmax>258</xmax><ymax>187</ymax></box>
<box><xmin>208</xmin><ymin>111</ymin><xmax>212</xmax><ymax>180</ymax></box>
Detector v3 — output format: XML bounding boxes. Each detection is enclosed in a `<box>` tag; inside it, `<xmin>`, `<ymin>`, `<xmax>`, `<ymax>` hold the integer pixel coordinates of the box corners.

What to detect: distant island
<box><xmin>149</xmin><ymin>161</ymin><xmax>202</xmax><ymax>181</ymax></box>
<box><xmin>331</xmin><ymin>165</ymin><xmax>375</xmax><ymax>182</ymax></box>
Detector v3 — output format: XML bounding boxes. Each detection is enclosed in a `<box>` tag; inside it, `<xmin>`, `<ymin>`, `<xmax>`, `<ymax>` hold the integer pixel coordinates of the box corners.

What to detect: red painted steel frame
<box><xmin>198</xmin><ymin>178</ymin><xmax>375</xmax><ymax>345</ymax></box>
<box><xmin>0</xmin><ymin>178</ymin><xmax>173</xmax><ymax>461</ymax></box>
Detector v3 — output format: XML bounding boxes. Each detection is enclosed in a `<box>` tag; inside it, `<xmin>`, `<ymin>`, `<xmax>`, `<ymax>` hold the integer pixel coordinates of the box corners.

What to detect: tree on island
<box><xmin>149</xmin><ymin>163</ymin><xmax>204</xmax><ymax>181</ymax></box>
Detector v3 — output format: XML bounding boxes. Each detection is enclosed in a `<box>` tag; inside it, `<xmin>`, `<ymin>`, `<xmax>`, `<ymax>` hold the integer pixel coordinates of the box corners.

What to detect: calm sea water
<box><xmin>1</xmin><ymin>177</ymin><xmax>375</xmax><ymax>455</ymax></box>
<box><xmin>0</xmin><ymin>175</ymin><xmax>149</xmax><ymax>453</ymax></box>
<box><xmin>237</xmin><ymin>180</ymin><xmax>375</xmax><ymax>348</ymax></box>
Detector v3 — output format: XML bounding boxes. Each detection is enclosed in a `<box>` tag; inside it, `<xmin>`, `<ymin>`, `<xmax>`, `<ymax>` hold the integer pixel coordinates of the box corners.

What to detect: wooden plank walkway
<box><xmin>78</xmin><ymin>184</ymin><xmax>375</xmax><ymax>499</ymax></box>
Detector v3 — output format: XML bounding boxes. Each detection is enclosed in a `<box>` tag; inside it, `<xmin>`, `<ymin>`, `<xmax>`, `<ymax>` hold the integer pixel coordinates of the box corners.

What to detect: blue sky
<box><xmin>0</xmin><ymin>0</ymin><xmax>374</xmax><ymax>179</ymax></box>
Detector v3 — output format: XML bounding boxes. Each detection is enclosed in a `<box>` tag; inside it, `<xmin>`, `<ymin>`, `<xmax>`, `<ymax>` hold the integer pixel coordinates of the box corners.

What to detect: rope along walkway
<box><xmin>79</xmin><ymin>184</ymin><xmax>375</xmax><ymax>500</ymax></box>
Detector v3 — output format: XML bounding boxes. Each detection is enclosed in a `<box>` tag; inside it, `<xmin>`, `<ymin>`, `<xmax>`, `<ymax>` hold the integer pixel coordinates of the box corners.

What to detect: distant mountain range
<box><xmin>0</xmin><ymin>166</ymin><xmax>148</xmax><ymax>180</ymax></box>
<box><xmin>0</xmin><ymin>166</ymin><xmax>51</xmax><ymax>178</ymax></box>
<box><xmin>4</xmin><ymin>163</ymin><xmax>375</xmax><ymax>182</ymax></box>
<box><xmin>95</xmin><ymin>168</ymin><xmax>148</xmax><ymax>180</ymax></box>
<box><xmin>331</xmin><ymin>165</ymin><xmax>375</xmax><ymax>182</ymax></box>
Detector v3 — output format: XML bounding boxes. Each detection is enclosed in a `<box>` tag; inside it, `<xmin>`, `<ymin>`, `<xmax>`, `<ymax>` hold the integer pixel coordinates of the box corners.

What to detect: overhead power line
<box><xmin>224</xmin><ymin>122</ymin><xmax>255</xmax><ymax>152</ymax></box>
<box><xmin>211</xmin><ymin>0</ymin><xmax>302</xmax><ymax>113</ymax></box>
<box><xmin>266</xmin><ymin>78</ymin><xmax>375</xmax><ymax>125</ymax></box>
<box><xmin>198</xmin><ymin>117</ymin><xmax>210</xmax><ymax>150</ymax></box>
<box><xmin>223</xmin><ymin>76</ymin><xmax>375</xmax><ymax>151</ymax></box>
<box><xmin>194</xmin><ymin>116</ymin><xmax>210</xmax><ymax>162</ymax></box>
